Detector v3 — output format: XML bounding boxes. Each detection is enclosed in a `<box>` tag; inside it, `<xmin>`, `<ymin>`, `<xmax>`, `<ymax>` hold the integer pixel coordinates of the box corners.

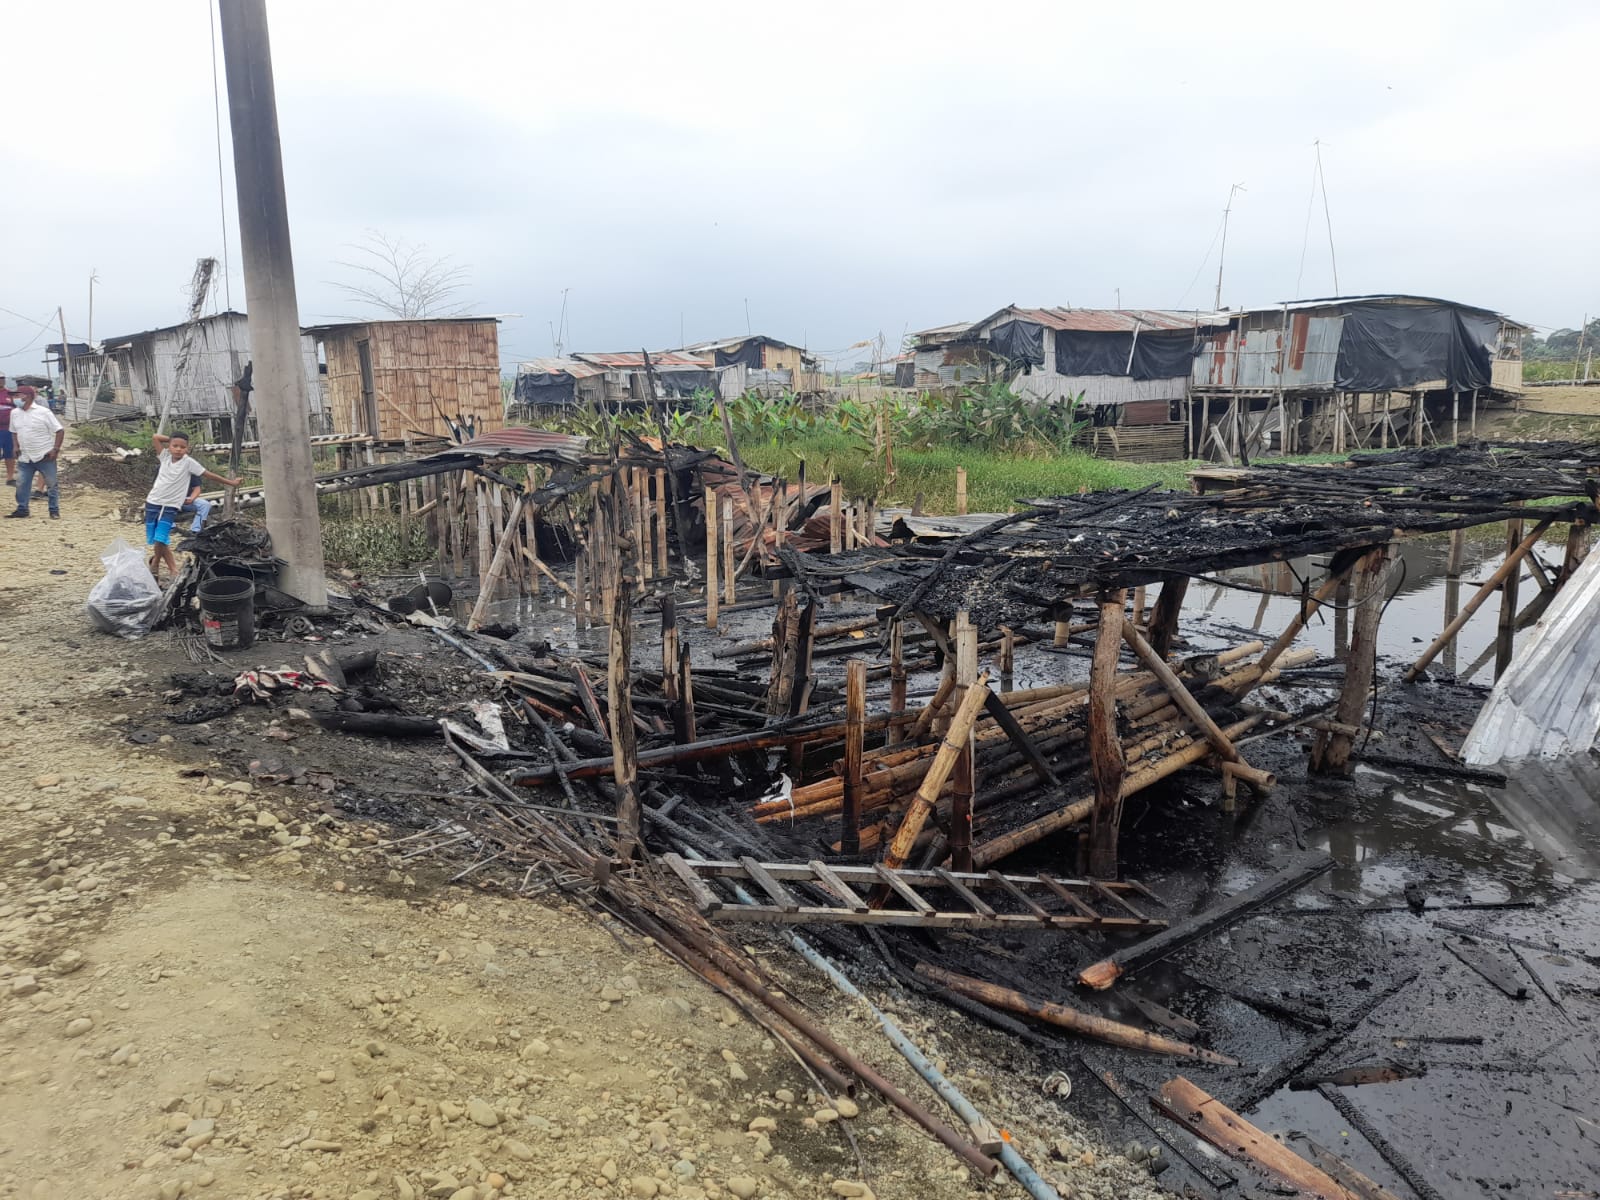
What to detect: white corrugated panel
<box><xmin>1463</xmin><ymin>548</ymin><xmax>1600</xmax><ymax>764</ymax></box>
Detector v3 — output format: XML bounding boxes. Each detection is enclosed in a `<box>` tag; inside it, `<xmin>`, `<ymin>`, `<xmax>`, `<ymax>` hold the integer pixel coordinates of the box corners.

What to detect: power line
<box><xmin>1</xmin><ymin>310</ymin><xmax>58</xmax><ymax>358</ymax></box>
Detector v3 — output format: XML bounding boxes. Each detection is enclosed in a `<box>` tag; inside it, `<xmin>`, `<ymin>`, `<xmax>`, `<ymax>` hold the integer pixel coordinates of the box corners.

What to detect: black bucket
<box><xmin>198</xmin><ymin>576</ymin><xmax>256</xmax><ymax>650</ymax></box>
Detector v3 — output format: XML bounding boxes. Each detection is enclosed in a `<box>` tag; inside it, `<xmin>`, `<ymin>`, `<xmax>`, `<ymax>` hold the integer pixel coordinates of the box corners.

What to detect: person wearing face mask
<box><xmin>6</xmin><ymin>386</ymin><xmax>64</xmax><ymax>519</ymax></box>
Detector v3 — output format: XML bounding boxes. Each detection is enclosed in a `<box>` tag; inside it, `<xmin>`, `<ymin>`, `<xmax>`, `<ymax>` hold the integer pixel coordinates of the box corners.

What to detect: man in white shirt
<box><xmin>6</xmin><ymin>386</ymin><xmax>65</xmax><ymax>519</ymax></box>
<box><xmin>145</xmin><ymin>432</ymin><xmax>242</xmax><ymax>580</ymax></box>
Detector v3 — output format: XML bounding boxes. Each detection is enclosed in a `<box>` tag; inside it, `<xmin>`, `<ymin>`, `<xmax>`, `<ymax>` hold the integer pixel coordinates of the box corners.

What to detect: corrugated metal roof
<box><xmin>303</xmin><ymin>315</ymin><xmax>504</xmax><ymax>333</ymax></box>
<box><xmin>976</xmin><ymin>306</ymin><xmax>1229</xmax><ymax>334</ymax></box>
<box><xmin>680</xmin><ymin>335</ymin><xmax>803</xmax><ymax>354</ymax></box>
<box><xmin>1246</xmin><ymin>295</ymin><xmax>1529</xmax><ymax>329</ymax></box>
<box><xmin>516</xmin><ymin>356</ymin><xmax>606</xmax><ymax>380</ymax></box>
<box><xmin>571</xmin><ymin>351</ymin><xmax>712</xmax><ymax>370</ymax></box>
<box><xmin>447</xmin><ymin>427</ymin><xmax>591</xmax><ymax>459</ymax></box>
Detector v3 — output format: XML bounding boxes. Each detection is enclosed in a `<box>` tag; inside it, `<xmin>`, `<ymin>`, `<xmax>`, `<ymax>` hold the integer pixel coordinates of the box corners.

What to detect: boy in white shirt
<box><xmin>145</xmin><ymin>432</ymin><xmax>242</xmax><ymax>581</ymax></box>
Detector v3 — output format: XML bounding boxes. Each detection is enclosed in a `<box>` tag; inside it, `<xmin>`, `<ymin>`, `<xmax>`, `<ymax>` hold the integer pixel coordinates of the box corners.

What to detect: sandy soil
<box><xmin>0</xmin><ymin>466</ymin><xmax>1157</xmax><ymax>1200</ymax></box>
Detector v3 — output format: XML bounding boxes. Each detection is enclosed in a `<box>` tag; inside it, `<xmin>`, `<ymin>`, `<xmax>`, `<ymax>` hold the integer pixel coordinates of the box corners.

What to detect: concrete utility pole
<box><xmin>217</xmin><ymin>0</ymin><xmax>326</xmax><ymax>606</ymax></box>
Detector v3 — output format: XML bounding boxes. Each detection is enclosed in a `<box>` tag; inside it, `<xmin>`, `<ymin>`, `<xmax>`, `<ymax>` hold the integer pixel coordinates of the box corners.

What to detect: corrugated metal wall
<box><xmin>1194</xmin><ymin>313</ymin><xmax>1344</xmax><ymax>390</ymax></box>
<box><xmin>132</xmin><ymin>314</ymin><xmax>322</xmax><ymax>418</ymax></box>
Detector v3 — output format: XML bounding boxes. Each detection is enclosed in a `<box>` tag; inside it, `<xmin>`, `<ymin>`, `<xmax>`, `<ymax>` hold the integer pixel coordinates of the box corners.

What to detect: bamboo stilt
<box><xmin>876</xmin><ymin>671</ymin><xmax>991</xmax><ymax>881</ymax></box>
<box><xmin>722</xmin><ymin>495</ymin><xmax>736</xmax><ymax>606</ymax></box>
<box><xmin>705</xmin><ymin>483</ymin><xmax>720</xmax><ymax>630</ymax></box>
<box><xmin>1088</xmin><ymin>590</ymin><xmax>1126</xmax><ymax>879</ymax></box>
<box><xmin>954</xmin><ymin>467</ymin><xmax>968</xmax><ymax>516</ymax></box>
<box><xmin>1406</xmin><ymin>518</ymin><xmax>1553</xmax><ymax>682</ymax></box>
<box><xmin>843</xmin><ymin>659</ymin><xmax>867</xmax><ymax>856</ymax></box>
<box><xmin>1495</xmin><ymin>518</ymin><xmax>1523</xmax><ymax>680</ymax></box>
<box><xmin>1312</xmin><ymin>545</ymin><xmax>1390</xmax><ymax>774</ymax></box>
<box><xmin>888</xmin><ymin>619</ymin><xmax>907</xmax><ymax>746</ymax></box>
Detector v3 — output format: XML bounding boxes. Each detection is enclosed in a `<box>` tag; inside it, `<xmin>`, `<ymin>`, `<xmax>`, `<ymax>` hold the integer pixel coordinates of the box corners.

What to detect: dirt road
<box><xmin>0</xmin><ymin>474</ymin><xmax>1153</xmax><ymax>1200</ymax></box>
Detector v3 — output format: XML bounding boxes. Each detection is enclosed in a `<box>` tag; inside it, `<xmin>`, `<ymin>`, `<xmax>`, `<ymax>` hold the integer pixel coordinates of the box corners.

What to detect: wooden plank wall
<box><xmin>372</xmin><ymin>321</ymin><xmax>504</xmax><ymax>440</ymax></box>
<box><xmin>323</xmin><ymin>321</ymin><xmax>504</xmax><ymax>440</ymax></box>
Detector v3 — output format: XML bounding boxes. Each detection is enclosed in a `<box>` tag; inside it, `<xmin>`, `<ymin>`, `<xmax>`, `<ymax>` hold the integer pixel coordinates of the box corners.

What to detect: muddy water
<box><xmin>1192</xmin><ymin>529</ymin><xmax>1548</xmax><ymax>680</ymax></box>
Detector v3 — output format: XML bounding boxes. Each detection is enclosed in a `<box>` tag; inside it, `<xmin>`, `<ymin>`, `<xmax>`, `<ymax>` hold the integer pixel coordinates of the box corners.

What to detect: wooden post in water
<box><xmin>1561</xmin><ymin>520</ymin><xmax>1590</xmax><ymax>583</ymax></box>
<box><xmin>1148</xmin><ymin>576</ymin><xmax>1189</xmax><ymax>660</ymax></box>
<box><xmin>1054</xmin><ymin>603</ymin><xmax>1072</xmax><ymax>649</ymax></box>
<box><xmin>1496</xmin><ymin>518</ymin><xmax>1524</xmax><ymax>679</ymax></box>
<box><xmin>1088</xmin><ymin>588</ymin><xmax>1127</xmax><ymax>879</ymax></box>
<box><xmin>1312</xmin><ymin>545</ymin><xmax>1390</xmax><ymax>774</ymax></box>
<box><xmin>955</xmin><ymin>467</ymin><xmax>968</xmax><ymax>516</ymax></box>
<box><xmin>705</xmin><ymin>482</ymin><xmax>720</xmax><ymax>630</ymax></box>
<box><xmin>842</xmin><ymin>659</ymin><xmax>867</xmax><ymax>856</ymax></box>
<box><xmin>998</xmin><ymin>625</ymin><xmax>1015</xmax><ymax>691</ymax></box>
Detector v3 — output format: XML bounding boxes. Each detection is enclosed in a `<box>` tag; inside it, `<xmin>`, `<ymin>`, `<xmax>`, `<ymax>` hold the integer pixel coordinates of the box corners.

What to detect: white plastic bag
<box><xmin>86</xmin><ymin>537</ymin><xmax>162</xmax><ymax>639</ymax></box>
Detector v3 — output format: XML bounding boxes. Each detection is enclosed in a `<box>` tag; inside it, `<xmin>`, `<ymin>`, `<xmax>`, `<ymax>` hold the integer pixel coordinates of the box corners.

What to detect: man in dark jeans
<box><xmin>6</xmin><ymin>387</ymin><xmax>64</xmax><ymax>519</ymax></box>
<box><xmin>0</xmin><ymin>374</ymin><xmax>15</xmax><ymax>488</ymax></box>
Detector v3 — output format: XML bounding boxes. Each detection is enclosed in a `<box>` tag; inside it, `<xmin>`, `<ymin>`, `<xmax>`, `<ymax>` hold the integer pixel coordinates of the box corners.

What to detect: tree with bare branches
<box><xmin>331</xmin><ymin>231</ymin><xmax>471</xmax><ymax>319</ymax></box>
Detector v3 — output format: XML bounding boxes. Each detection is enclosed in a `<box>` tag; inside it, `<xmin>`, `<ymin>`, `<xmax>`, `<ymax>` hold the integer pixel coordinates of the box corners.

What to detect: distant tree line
<box><xmin>1524</xmin><ymin>318</ymin><xmax>1600</xmax><ymax>362</ymax></box>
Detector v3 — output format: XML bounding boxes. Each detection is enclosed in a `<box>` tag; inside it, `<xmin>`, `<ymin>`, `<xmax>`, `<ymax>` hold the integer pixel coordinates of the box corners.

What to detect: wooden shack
<box><xmin>311</xmin><ymin>318</ymin><xmax>503</xmax><ymax>440</ymax></box>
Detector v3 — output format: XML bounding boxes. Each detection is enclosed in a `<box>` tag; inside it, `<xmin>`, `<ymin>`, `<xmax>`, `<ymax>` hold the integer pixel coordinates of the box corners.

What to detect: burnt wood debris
<box><xmin>158</xmin><ymin>435</ymin><xmax>1600</xmax><ymax>1199</ymax></box>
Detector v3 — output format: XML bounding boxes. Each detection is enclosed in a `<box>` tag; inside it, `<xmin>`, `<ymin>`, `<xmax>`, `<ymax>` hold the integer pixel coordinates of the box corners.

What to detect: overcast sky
<box><xmin>3</xmin><ymin>0</ymin><xmax>1597</xmax><ymax>379</ymax></box>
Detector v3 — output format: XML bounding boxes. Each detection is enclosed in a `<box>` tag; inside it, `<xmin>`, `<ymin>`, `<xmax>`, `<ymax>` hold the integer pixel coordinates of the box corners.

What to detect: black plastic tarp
<box><xmin>657</xmin><ymin>369</ymin><xmax>721</xmax><ymax>397</ymax></box>
<box><xmin>713</xmin><ymin>340</ymin><xmax>764</xmax><ymax>369</ymax></box>
<box><xmin>988</xmin><ymin>320</ymin><xmax>1045</xmax><ymax>369</ymax></box>
<box><xmin>1334</xmin><ymin>302</ymin><xmax>1498</xmax><ymax>392</ymax></box>
<box><xmin>514</xmin><ymin>372</ymin><xmax>575</xmax><ymax>406</ymax></box>
<box><xmin>1054</xmin><ymin>330</ymin><xmax>1201</xmax><ymax>380</ymax></box>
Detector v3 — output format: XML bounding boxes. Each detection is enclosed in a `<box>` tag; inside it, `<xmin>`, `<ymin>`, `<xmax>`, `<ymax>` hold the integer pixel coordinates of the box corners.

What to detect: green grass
<box><xmin>738</xmin><ymin>431</ymin><xmax>1195</xmax><ymax>513</ymax></box>
<box><xmin>320</xmin><ymin>513</ymin><xmax>434</xmax><ymax>572</ymax></box>
<box><xmin>73</xmin><ymin>419</ymin><xmax>207</xmax><ymax>453</ymax></box>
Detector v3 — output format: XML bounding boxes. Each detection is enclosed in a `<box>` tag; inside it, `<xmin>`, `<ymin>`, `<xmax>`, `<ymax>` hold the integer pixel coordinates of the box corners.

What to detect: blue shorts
<box><xmin>0</xmin><ymin>429</ymin><xmax>12</xmax><ymax>461</ymax></box>
<box><xmin>145</xmin><ymin>502</ymin><xmax>181</xmax><ymax>546</ymax></box>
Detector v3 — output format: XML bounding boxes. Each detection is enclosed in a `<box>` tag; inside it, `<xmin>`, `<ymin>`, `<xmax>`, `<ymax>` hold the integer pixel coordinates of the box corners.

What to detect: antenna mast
<box><xmin>1214</xmin><ymin>182</ymin><xmax>1246</xmax><ymax>310</ymax></box>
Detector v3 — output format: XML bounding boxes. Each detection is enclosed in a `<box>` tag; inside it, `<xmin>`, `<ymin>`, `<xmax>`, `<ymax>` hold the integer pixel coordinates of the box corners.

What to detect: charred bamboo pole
<box><xmin>998</xmin><ymin>625</ymin><xmax>1015</xmax><ymax>691</ymax></box>
<box><xmin>721</xmin><ymin>495</ymin><xmax>736</xmax><ymax>605</ymax></box>
<box><xmin>888</xmin><ymin>618</ymin><xmax>908</xmax><ymax>746</ymax></box>
<box><xmin>1312</xmin><ymin>545</ymin><xmax>1390</xmax><ymax>774</ymax></box>
<box><xmin>949</xmin><ymin>613</ymin><xmax>980</xmax><ymax>872</ymax></box>
<box><xmin>876</xmin><ymin>671</ymin><xmax>992</xmax><ymax>882</ymax></box>
<box><xmin>677</xmin><ymin>643</ymin><xmax>697</xmax><ymax>745</ymax></box>
<box><xmin>653</xmin><ymin>468</ymin><xmax>669</xmax><ymax>571</ymax></box>
<box><xmin>704</xmin><ymin>482</ymin><xmax>720</xmax><ymax>630</ymax></box>
<box><xmin>1406</xmin><ymin>517</ymin><xmax>1553</xmax><ymax>682</ymax></box>
<box><xmin>971</xmin><ymin>714</ymin><xmax>1264</xmax><ymax>868</ymax></box>
<box><xmin>1147</xmin><ymin>577</ymin><xmax>1188</xmax><ymax>660</ymax></box>
<box><xmin>468</xmin><ymin>493</ymin><xmax>532</xmax><ymax>630</ymax></box>
<box><xmin>829</xmin><ymin>478</ymin><xmax>843</xmax><ymax>554</ymax></box>
<box><xmin>842</xmin><ymin>660</ymin><xmax>867</xmax><ymax>855</ymax></box>
<box><xmin>1122</xmin><ymin>622</ymin><xmax>1250</xmax><ymax>775</ymax></box>
<box><xmin>1495</xmin><ymin>517</ymin><xmax>1523</xmax><ymax>679</ymax></box>
<box><xmin>607</xmin><ymin>541</ymin><xmax>641</xmax><ymax>857</ymax></box>
<box><xmin>1088</xmin><ymin>589</ymin><xmax>1127</xmax><ymax>879</ymax></box>
<box><xmin>765</xmin><ymin>590</ymin><xmax>800</xmax><ymax>717</ymax></box>
<box><xmin>915</xmin><ymin>964</ymin><xmax>1237</xmax><ymax>1065</ymax></box>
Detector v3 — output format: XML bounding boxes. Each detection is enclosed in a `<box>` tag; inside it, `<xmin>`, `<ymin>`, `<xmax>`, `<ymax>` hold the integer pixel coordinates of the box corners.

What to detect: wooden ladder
<box><xmin>659</xmin><ymin>854</ymin><xmax>1166</xmax><ymax>933</ymax></box>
